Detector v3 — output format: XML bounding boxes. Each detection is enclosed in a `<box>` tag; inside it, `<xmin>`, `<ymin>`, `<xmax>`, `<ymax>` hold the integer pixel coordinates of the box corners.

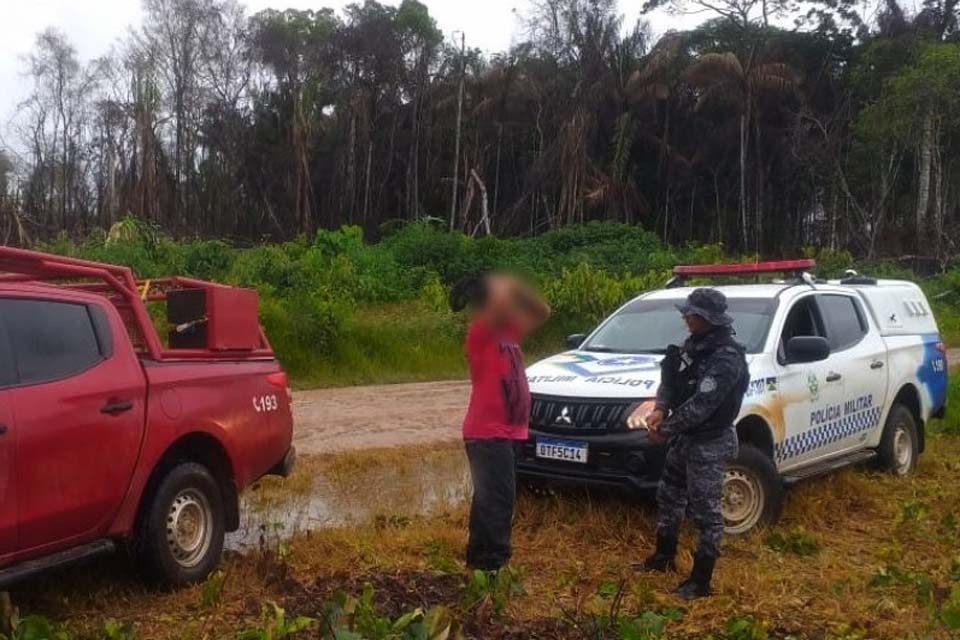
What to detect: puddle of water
<box><xmin>227</xmin><ymin>449</ymin><xmax>471</xmax><ymax>552</ymax></box>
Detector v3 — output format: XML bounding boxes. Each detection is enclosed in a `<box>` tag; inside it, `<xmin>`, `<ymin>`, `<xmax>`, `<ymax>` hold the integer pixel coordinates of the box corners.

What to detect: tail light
<box><xmin>936</xmin><ymin>342</ymin><xmax>947</xmax><ymax>355</ymax></box>
<box><xmin>267</xmin><ymin>371</ymin><xmax>292</xmax><ymax>402</ymax></box>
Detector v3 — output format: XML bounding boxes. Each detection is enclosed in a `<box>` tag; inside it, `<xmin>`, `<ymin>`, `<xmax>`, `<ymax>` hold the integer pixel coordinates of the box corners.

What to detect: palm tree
<box><xmin>626</xmin><ymin>34</ymin><xmax>688</xmax><ymax>235</ymax></box>
<box><xmin>685</xmin><ymin>51</ymin><xmax>800</xmax><ymax>250</ymax></box>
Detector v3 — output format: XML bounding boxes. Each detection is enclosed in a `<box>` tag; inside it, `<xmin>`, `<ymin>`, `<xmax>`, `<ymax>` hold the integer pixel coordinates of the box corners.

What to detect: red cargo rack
<box><xmin>0</xmin><ymin>246</ymin><xmax>273</xmax><ymax>361</ymax></box>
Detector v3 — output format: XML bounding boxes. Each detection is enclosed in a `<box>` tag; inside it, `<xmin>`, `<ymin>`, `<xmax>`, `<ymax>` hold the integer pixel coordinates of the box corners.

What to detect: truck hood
<box><xmin>526</xmin><ymin>351</ymin><xmax>665</xmax><ymax>399</ymax></box>
<box><xmin>527</xmin><ymin>350</ymin><xmax>757</xmax><ymax>399</ymax></box>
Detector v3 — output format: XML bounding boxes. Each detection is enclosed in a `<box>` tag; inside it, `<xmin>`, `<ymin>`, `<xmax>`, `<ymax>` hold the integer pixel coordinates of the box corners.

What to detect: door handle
<box><xmin>101</xmin><ymin>400</ymin><xmax>134</xmax><ymax>415</ymax></box>
<box><xmin>826</xmin><ymin>372</ymin><xmax>842</xmax><ymax>382</ymax></box>
<box><xmin>870</xmin><ymin>361</ymin><xmax>884</xmax><ymax>370</ymax></box>
<box><xmin>0</xmin><ymin>424</ymin><xmax>6</xmax><ymax>436</ymax></box>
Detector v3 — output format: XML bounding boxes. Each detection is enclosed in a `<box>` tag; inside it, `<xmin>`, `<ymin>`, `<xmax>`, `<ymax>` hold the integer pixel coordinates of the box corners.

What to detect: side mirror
<box><xmin>566</xmin><ymin>333</ymin><xmax>587</xmax><ymax>350</ymax></box>
<box><xmin>785</xmin><ymin>336</ymin><xmax>830</xmax><ymax>364</ymax></box>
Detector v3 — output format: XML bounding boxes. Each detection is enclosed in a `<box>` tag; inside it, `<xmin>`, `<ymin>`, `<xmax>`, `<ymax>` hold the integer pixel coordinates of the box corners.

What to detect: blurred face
<box><xmin>683</xmin><ymin>313</ymin><xmax>712</xmax><ymax>336</ymax></box>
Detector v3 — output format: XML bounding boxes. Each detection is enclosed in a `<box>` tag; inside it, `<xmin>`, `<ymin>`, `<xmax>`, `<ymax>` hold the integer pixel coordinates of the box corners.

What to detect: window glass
<box><xmin>781</xmin><ymin>297</ymin><xmax>822</xmax><ymax>342</ymax></box>
<box><xmin>818</xmin><ymin>295</ymin><xmax>866</xmax><ymax>351</ymax></box>
<box><xmin>581</xmin><ymin>297</ymin><xmax>777</xmax><ymax>354</ymax></box>
<box><xmin>1</xmin><ymin>299</ymin><xmax>103</xmax><ymax>384</ymax></box>
<box><xmin>778</xmin><ymin>296</ymin><xmax>823</xmax><ymax>362</ymax></box>
<box><xmin>0</xmin><ymin>314</ymin><xmax>14</xmax><ymax>388</ymax></box>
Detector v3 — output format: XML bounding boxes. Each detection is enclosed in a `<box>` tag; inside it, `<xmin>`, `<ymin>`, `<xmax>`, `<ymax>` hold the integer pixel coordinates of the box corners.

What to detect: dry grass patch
<box><xmin>5</xmin><ymin>437</ymin><xmax>960</xmax><ymax>638</ymax></box>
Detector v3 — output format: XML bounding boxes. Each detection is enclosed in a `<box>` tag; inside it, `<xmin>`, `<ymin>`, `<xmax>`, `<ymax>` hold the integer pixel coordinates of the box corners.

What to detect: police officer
<box><xmin>629</xmin><ymin>287</ymin><xmax>749</xmax><ymax>600</ymax></box>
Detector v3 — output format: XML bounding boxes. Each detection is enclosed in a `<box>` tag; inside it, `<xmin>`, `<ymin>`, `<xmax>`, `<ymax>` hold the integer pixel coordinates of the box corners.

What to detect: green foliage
<box><xmin>200</xmin><ymin>570</ymin><xmax>227</xmax><ymax>608</ymax></box>
<box><xmin>461</xmin><ymin>568</ymin><xmax>525</xmax><ymax>618</ymax></box>
<box><xmin>39</xmin><ymin>220</ymin><xmax>960</xmax><ymax>387</ymax></box>
<box><xmin>563</xmin><ymin>580</ymin><xmax>683</xmax><ymax>640</ymax></box>
<box><xmin>102</xmin><ymin>620</ymin><xmax>136</xmax><ymax>640</ymax></box>
<box><xmin>615</xmin><ymin>611</ymin><xmax>671</xmax><ymax>640</ymax></box>
<box><xmin>320</xmin><ymin>584</ymin><xmax>460</xmax><ymax>639</ymax></box>
<box><xmin>237</xmin><ymin>602</ymin><xmax>314</xmax><ymax>640</ymax></box>
<box><xmin>941</xmin><ymin>585</ymin><xmax>960</xmax><ymax>630</ymax></box>
<box><xmin>764</xmin><ymin>528</ymin><xmax>822</xmax><ymax>556</ymax></box>
<box><xmin>721</xmin><ymin>616</ymin><xmax>769</xmax><ymax>640</ymax></box>
<box><xmin>0</xmin><ymin>615</ymin><xmax>73</xmax><ymax>640</ymax></box>
<box><xmin>803</xmin><ymin>247</ymin><xmax>855</xmax><ymax>279</ymax></box>
<box><xmin>897</xmin><ymin>499</ymin><xmax>931</xmax><ymax>524</ymax></box>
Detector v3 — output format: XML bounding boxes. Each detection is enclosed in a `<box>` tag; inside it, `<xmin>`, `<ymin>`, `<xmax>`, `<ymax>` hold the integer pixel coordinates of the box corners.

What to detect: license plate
<box><xmin>536</xmin><ymin>437</ymin><xmax>588</xmax><ymax>464</ymax></box>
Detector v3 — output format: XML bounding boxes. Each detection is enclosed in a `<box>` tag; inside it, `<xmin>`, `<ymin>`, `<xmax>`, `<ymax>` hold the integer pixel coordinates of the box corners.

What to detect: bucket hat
<box><xmin>676</xmin><ymin>287</ymin><xmax>734</xmax><ymax>326</ymax></box>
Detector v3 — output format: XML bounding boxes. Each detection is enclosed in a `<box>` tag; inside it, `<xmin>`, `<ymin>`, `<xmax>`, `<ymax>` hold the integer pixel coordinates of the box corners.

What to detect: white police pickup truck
<box><xmin>518</xmin><ymin>260</ymin><xmax>948</xmax><ymax>534</ymax></box>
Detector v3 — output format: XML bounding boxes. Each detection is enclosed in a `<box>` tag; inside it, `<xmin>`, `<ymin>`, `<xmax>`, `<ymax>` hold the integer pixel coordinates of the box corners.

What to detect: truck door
<box><xmin>774</xmin><ymin>294</ymin><xmax>843</xmax><ymax>470</ymax></box>
<box><xmin>1</xmin><ymin>297</ymin><xmax>146</xmax><ymax>556</ymax></box>
<box><xmin>814</xmin><ymin>293</ymin><xmax>887</xmax><ymax>454</ymax></box>
<box><xmin>0</xmin><ymin>317</ymin><xmax>17</xmax><ymax>562</ymax></box>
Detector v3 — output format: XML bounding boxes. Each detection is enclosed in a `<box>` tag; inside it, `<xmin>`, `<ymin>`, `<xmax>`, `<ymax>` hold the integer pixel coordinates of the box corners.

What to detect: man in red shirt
<box><xmin>450</xmin><ymin>273</ymin><xmax>550</xmax><ymax>571</ymax></box>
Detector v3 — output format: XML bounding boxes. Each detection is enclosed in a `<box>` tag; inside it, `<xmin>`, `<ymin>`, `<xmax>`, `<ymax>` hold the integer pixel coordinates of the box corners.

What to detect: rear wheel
<box><xmin>137</xmin><ymin>462</ymin><xmax>225</xmax><ymax>588</ymax></box>
<box><xmin>722</xmin><ymin>444</ymin><xmax>782</xmax><ymax>535</ymax></box>
<box><xmin>877</xmin><ymin>403</ymin><xmax>919</xmax><ymax>476</ymax></box>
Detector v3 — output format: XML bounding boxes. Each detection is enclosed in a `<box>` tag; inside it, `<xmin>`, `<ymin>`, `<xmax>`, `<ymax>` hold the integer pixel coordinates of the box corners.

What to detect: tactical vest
<box><xmin>667</xmin><ymin>329</ymin><xmax>749</xmax><ymax>440</ymax></box>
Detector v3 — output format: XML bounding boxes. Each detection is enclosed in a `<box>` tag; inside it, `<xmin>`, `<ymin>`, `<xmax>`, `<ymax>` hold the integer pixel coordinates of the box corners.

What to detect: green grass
<box><xmin>291</xmin><ymin>302</ymin><xmax>469</xmax><ymax>388</ymax></box>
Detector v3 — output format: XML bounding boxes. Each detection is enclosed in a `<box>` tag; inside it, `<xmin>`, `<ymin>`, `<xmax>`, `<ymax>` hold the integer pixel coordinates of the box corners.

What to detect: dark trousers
<box><xmin>464</xmin><ymin>438</ymin><xmax>517</xmax><ymax>571</ymax></box>
<box><xmin>656</xmin><ymin>431</ymin><xmax>737</xmax><ymax>558</ymax></box>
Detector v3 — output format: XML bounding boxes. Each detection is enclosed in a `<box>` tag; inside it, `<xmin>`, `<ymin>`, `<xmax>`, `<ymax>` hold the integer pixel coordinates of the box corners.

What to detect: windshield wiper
<box><xmin>582</xmin><ymin>346</ymin><xmax>619</xmax><ymax>353</ymax></box>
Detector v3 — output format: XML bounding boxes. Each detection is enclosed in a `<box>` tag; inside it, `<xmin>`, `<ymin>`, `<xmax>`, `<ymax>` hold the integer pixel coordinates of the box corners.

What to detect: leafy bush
<box><xmin>36</xmin><ymin>220</ymin><xmax>960</xmax><ymax>387</ymax></box>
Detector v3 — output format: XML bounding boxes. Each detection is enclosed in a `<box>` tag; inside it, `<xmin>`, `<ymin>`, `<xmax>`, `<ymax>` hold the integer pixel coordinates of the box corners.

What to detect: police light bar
<box><xmin>673</xmin><ymin>259</ymin><xmax>817</xmax><ymax>277</ymax></box>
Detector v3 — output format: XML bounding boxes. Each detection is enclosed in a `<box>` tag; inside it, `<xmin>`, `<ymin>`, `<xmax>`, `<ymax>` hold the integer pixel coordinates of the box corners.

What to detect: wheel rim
<box><xmin>892</xmin><ymin>424</ymin><xmax>913</xmax><ymax>476</ymax></box>
<box><xmin>166</xmin><ymin>489</ymin><xmax>213</xmax><ymax>568</ymax></box>
<box><xmin>722</xmin><ymin>466</ymin><xmax>765</xmax><ymax>535</ymax></box>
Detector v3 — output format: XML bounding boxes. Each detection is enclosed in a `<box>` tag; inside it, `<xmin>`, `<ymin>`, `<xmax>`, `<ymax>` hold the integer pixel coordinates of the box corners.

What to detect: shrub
<box><xmin>34</xmin><ymin>220</ymin><xmax>960</xmax><ymax>387</ymax></box>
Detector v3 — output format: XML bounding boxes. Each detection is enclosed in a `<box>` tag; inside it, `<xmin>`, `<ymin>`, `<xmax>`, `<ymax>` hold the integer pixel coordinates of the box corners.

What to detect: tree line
<box><xmin>0</xmin><ymin>0</ymin><xmax>958</xmax><ymax>264</ymax></box>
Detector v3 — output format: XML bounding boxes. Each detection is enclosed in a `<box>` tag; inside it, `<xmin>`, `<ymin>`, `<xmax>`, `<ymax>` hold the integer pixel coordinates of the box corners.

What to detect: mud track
<box><xmin>292</xmin><ymin>349</ymin><xmax>960</xmax><ymax>456</ymax></box>
<box><xmin>292</xmin><ymin>380</ymin><xmax>469</xmax><ymax>455</ymax></box>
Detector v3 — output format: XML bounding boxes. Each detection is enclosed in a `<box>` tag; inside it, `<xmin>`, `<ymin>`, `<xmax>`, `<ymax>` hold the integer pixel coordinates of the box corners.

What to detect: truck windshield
<box><xmin>582</xmin><ymin>297</ymin><xmax>778</xmax><ymax>354</ymax></box>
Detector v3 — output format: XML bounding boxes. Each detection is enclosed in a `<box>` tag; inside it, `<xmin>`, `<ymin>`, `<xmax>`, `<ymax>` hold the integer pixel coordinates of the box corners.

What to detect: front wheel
<box><xmin>877</xmin><ymin>403</ymin><xmax>919</xmax><ymax>476</ymax></box>
<box><xmin>722</xmin><ymin>444</ymin><xmax>783</xmax><ymax>536</ymax></box>
<box><xmin>137</xmin><ymin>462</ymin><xmax>225</xmax><ymax>588</ymax></box>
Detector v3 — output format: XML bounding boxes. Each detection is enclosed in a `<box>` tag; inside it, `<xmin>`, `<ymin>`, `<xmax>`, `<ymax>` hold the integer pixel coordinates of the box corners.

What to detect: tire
<box><xmin>876</xmin><ymin>403</ymin><xmax>919</xmax><ymax>477</ymax></box>
<box><xmin>137</xmin><ymin>462</ymin><xmax>225</xmax><ymax>588</ymax></box>
<box><xmin>722</xmin><ymin>444</ymin><xmax>783</xmax><ymax>536</ymax></box>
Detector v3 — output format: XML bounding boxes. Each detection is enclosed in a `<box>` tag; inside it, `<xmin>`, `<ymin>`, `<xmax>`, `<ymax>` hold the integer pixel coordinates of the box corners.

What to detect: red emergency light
<box><xmin>673</xmin><ymin>259</ymin><xmax>817</xmax><ymax>277</ymax></box>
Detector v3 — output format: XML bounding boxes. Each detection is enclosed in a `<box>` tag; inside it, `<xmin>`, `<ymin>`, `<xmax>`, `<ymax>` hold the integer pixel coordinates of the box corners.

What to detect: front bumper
<box><xmin>517</xmin><ymin>428</ymin><xmax>666</xmax><ymax>493</ymax></box>
<box><xmin>268</xmin><ymin>446</ymin><xmax>297</xmax><ymax>478</ymax></box>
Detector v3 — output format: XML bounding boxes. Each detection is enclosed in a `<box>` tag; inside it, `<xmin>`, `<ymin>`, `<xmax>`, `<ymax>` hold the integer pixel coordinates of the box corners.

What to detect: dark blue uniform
<box><xmin>655</xmin><ymin>326</ymin><xmax>749</xmax><ymax>558</ymax></box>
<box><xmin>636</xmin><ymin>287</ymin><xmax>750</xmax><ymax>600</ymax></box>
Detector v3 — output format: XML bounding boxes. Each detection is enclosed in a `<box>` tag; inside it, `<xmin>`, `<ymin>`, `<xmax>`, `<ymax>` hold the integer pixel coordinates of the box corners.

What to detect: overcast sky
<box><xmin>0</xmin><ymin>0</ymin><xmax>696</xmax><ymax>154</ymax></box>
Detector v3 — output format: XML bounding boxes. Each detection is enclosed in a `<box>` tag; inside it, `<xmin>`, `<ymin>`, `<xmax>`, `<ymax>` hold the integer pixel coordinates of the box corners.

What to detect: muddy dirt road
<box><xmin>292</xmin><ymin>380</ymin><xmax>469</xmax><ymax>455</ymax></box>
<box><xmin>292</xmin><ymin>349</ymin><xmax>960</xmax><ymax>456</ymax></box>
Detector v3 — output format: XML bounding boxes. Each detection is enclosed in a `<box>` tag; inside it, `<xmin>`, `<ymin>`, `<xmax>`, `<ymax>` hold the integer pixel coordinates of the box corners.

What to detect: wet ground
<box><xmin>227</xmin><ymin>446</ymin><xmax>472</xmax><ymax>552</ymax></box>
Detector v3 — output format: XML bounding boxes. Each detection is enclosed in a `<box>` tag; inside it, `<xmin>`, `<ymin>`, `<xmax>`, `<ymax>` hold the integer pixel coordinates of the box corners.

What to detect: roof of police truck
<box><xmin>643</xmin><ymin>283</ymin><xmax>796</xmax><ymax>300</ymax></box>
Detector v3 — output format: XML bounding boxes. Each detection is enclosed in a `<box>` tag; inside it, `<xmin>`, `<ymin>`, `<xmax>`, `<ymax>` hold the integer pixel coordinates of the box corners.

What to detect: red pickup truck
<box><xmin>0</xmin><ymin>248</ymin><xmax>295</xmax><ymax>588</ymax></box>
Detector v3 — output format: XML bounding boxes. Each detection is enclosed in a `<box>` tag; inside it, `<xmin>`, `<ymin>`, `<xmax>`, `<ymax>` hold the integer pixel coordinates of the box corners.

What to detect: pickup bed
<box><xmin>0</xmin><ymin>248</ymin><xmax>295</xmax><ymax>587</ymax></box>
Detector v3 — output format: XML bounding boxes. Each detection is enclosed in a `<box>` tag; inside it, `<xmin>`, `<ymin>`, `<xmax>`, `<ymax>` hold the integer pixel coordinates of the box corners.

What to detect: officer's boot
<box><xmin>633</xmin><ymin>532</ymin><xmax>677</xmax><ymax>572</ymax></box>
<box><xmin>673</xmin><ymin>552</ymin><xmax>716</xmax><ymax>600</ymax></box>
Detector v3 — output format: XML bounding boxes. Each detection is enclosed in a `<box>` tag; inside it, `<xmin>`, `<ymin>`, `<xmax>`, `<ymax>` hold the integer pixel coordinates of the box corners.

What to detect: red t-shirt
<box><xmin>462</xmin><ymin>319</ymin><xmax>530</xmax><ymax>440</ymax></box>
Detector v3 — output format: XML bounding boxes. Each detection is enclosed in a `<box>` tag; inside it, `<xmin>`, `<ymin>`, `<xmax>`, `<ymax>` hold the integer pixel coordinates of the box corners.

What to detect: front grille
<box><xmin>530</xmin><ymin>394</ymin><xmax>640</xmax><ymax>432</ymax></box>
